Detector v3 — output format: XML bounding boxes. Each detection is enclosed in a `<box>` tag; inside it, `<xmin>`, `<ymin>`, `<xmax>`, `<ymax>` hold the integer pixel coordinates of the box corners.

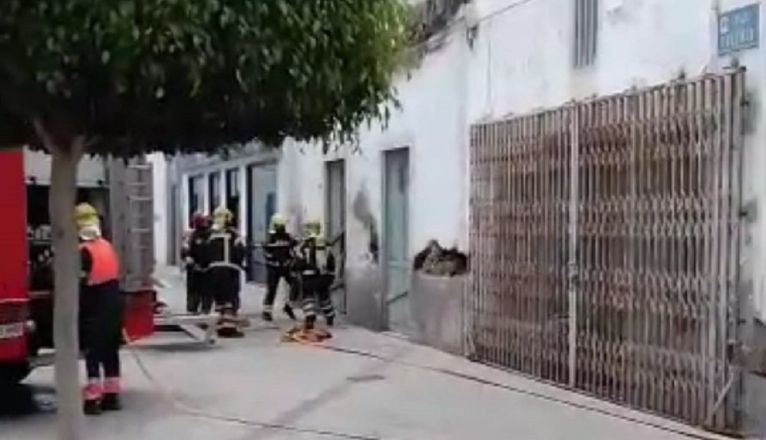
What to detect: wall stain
<box><xmin>352</xmin><ymin>184</ymin><xmax>379</xmax><ymax>263</ymax></box>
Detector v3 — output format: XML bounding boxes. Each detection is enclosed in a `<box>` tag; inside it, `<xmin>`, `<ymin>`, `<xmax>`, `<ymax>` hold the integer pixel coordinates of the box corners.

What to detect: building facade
<box><xmin>164</xmin><ymin>0</ymin><xmax>766</xmax><ymax>435</ymax></box>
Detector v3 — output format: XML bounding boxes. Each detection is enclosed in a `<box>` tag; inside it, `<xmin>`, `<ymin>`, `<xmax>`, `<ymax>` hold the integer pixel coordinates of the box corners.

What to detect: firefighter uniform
<box><xmin>207</xmin><ymin>207</ymin><xmax>246</xmax><ymax>337</ymax></box>
<box><xmin>262</xmin><ymin>213</ymin><xmax>297</xmax><ymax>322</ymax></box>
<box><xmin>75</xmin><ymin>203</ymin><xmax>124</xmax><ymax>416</ymax></box>
<box><xmin>296</xmin><ymin>221</ymin><xmax>336</xmax><ymax>331</ymax></box>
<box><xmin>182</xmin><ymin>213</ymin><xmax>212</xmax><ymax>314</ymax></box>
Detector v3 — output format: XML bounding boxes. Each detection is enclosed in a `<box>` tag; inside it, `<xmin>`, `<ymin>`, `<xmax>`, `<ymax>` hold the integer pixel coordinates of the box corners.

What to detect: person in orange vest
<box><xmin>75</xmin><ymin>203</ymin><xmax>124</xmax><ymax>415</ymax></box>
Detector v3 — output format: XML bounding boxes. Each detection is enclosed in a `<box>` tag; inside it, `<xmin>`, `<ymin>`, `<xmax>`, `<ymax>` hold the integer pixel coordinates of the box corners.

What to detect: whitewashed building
<box><xmin>163</xmin><ymin>0</ymin><xmax>766</xmax><ymax>435</ymax></box>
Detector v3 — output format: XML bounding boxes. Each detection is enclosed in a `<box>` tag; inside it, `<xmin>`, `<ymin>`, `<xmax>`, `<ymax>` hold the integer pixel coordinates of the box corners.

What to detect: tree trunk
<box><xmin>49</xmin><ymin>142</ymin><xmax>84</xmax><ymax>440</ymax></box>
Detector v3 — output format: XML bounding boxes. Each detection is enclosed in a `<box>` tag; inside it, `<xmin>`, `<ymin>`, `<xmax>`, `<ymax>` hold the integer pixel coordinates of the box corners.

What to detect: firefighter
<box><xmin>262</xmin><ymin>213</ymin><xmax>298</xmax><ymax>322</ymax></box>
<box><xmin>207</xmin><ymin>207</ymin><xmax>246</xmax><ymax>337</ymax></box>
<box><xmin>75</xmin><ymin>203</ymin><xmax>124</xmax><ymax>415</ymax></box>
<box><xmin>288</xmin><ymin>220</ymin><xmax>336</xmax><ymax>342</ymax></box>
<box><xmin>182</xmin><ymin>213</ymin><xmax>212</xmax><ymax>314</ymax></box>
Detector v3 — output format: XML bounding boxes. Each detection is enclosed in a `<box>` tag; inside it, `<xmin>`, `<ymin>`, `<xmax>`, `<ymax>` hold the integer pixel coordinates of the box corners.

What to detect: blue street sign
<box><xmin>719</xmin><ymin>4</ymin><xmax>760</xmax><ymax>55</ymax></box>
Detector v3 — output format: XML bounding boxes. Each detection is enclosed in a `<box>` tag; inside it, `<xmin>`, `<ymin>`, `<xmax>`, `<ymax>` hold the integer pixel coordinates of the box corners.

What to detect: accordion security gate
<box><xmin>468</xmin><ymin>70</ymin><xmax>745</xmax><ymax>432</ymax></box>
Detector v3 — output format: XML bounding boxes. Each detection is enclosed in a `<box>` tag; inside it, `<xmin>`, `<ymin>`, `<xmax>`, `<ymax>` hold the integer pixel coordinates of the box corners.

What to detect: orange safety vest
<box><xmin>80</xmin><ymin>238</ymin><xmax>120</xmax><ymax>286</ymax></box>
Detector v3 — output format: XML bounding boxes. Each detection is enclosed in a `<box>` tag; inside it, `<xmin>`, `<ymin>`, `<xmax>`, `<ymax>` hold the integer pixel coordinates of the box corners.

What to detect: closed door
<box><xmin>248</xmin><ymin>164</ymin><xmax>277</xmax><ymax>284</ymax></box>
<box><xmin>383</xmin><ymin>149</ymin><xmax>410</xmax><ymax>333</ymax></box>
<box><xmin>325</xmin><ymin>160</ymin><xmax>346</xmax><ymax>312</ymax></box>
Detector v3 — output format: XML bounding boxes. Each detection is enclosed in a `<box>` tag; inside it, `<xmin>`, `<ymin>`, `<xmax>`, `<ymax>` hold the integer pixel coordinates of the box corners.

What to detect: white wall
<box><xmin>23</xmin><ymin>148</ymin><xmax>107</xmax><ymax>187</ymax></box>
<box><xmin>148</xmin><ymin>153</ymin><xmax>168</xmax><ymax>266</ymax></box>
<box><xmin>168</xmin><ymin>0</ymin><xmax>766</xmax><ymax>325</ymax></box>
<box><xmin>280</xmin><ymin>28</ymin><xmax>470</xmax><ymax>268</ymax></box>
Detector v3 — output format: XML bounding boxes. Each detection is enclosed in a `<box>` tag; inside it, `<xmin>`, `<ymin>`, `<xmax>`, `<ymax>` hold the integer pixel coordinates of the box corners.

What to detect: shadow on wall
<box><xmin>352</xmin><ymin>184</ymin><xmax>379</xmax><ymax>263</ymax></box>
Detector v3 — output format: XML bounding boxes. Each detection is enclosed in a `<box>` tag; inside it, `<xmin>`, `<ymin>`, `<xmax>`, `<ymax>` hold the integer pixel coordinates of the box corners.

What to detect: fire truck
<box><xmin>0</xmin><ymin>148</ymin><xmax>156</xmax><ymax>385</ymax></box>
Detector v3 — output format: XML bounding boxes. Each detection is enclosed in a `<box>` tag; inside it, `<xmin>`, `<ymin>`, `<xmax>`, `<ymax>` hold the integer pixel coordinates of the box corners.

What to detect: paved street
<box><xmin>0</xmin><ymin>268</ymin><xmax>728</xmax><ymax>440</ymax></box>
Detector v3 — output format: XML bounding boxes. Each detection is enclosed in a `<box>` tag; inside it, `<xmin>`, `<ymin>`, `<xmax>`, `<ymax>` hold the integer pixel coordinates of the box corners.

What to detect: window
<box><xmin>574</xmin><ymin>0</ymin><xmax>598</xmax><ymax>68</ymax></box>
<box><xmin>208</xmin><ymin>171</ymin><xmax>221</xmax><ymax>211</ymax></box>
<box><xmin>188</xmin><ymin>175</ymin><xmax>204</xmax><ymax>225</ymax></box>
<box><xmin>225</xmin><ymin>168</ymin><xmax>240</xmax><ymax>224</ymax></box>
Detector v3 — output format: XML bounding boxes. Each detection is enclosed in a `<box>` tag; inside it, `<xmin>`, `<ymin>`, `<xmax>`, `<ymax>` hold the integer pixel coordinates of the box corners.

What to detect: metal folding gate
<box><xmin>468</xmin><ymin>70</ymin><xmax>745</xmax><ymax>432</ymax></box>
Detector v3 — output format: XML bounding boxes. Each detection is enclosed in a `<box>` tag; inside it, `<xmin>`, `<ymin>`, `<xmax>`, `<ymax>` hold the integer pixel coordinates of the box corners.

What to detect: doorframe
<box><xmin>245</xmin><ymin>161</ymin><xmax>278</xmax><ymax>284</ymax></box>
<box><xmin>324</xmin><ymin>159</ymin><xmax>347</xmax><ymax>313</ymax></box>
<box><xmin>380</xmin><ymin>146</ymin><xmax>411</xmax><ymax>332</ymax></box>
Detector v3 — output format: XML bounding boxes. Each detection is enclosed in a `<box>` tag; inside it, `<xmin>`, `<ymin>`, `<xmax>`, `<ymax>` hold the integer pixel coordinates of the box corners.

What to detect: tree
<box><xmin>0</xmin><ymin>1</ymin><xmax>408</xmax><ymax>438</ymax></box>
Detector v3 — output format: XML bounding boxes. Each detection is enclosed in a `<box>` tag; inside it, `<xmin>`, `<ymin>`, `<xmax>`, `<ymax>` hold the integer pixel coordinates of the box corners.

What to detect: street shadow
<box><xmin>0</xmin><ymin>384</ymin><xmax>57</xmax><ymax>418</ymax></box>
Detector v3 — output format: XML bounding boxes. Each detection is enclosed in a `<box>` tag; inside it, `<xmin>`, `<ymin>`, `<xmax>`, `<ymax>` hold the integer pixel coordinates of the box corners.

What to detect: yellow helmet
<box><xmin>269</xmin><ymin>213</ymin><xmax>286</xmax><ymax>233</ymax></box>
<box><xmin>213</xmin><ymin>206</ymin><xmax>233</xmax><ymax>227</ymax></box>
<box><xmin>74</xmin><ymin>203</ymin><xmax>99</xmax><ymax>228</ymax></box>
<box><xmin>303</xmin><ymin>220</ymin><xmax>321</xmax><ymax>239</ymax></box>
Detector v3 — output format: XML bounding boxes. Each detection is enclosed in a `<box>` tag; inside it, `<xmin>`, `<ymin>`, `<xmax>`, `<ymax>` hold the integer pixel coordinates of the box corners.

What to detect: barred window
<box><xmin>573</xmin><ymin>0</ymin><xmax>598</xmax><ymax>68</ymax></box>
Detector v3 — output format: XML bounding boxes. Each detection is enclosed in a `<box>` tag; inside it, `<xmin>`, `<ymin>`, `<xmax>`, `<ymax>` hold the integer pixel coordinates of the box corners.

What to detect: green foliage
<box><xmin>0</xmin><ymin>0</ymin><xmax>410</xmax><ymax>154</ymax></box>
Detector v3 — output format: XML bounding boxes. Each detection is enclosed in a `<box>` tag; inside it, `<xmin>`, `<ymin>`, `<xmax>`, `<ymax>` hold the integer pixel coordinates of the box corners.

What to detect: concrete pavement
<box><xmin>0</xmin><ymin>268</ymin><xmax>731</xmax><ymax>440</ymax></box>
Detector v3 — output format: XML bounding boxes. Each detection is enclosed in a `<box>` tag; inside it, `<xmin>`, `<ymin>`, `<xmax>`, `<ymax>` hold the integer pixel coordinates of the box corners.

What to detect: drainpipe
<box><xmin>457</xmin><ymin>1</ymin><xmax>477</xmax><ymax>252</ymax></box>
<box><xmin>459</xmin><ymin>0</ymin><xmax>478</xmax><ymax>356</ymax></box>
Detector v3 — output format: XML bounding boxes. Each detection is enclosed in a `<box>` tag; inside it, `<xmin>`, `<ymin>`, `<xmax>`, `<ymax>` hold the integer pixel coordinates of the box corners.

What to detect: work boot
<box><xmin>101</xmin><ymin>394</ymin><xmax>122</xmax><ymax>411</ymax></box>
<box><xmin>283</xmin><ymin>304</ymin><xmax>297</xmax><ymax>321</ymax></box>
<box><xmin>218</xmin><ymin>322</ymin><xmax>245</xmax><ymax>338</ymax></box>
<box><xmin>82</xmin><ymin>381</ymin><xmax>102</xmax><ymax>416</ymax></box>
<box><xmin>83</xmin><ymin>399</ymin><xmax>102</xmax><ymax>416</ymax></box>
<box><xmin>101</xmin><ymin>378</ymin><xmax>122</xmax><ymax>411</ymax></box>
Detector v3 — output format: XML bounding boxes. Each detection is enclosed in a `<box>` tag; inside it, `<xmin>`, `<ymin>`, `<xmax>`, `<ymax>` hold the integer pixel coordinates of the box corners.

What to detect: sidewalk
<box><xmin>1</xmin><ymin>268</ymin><xmax>730</xmax><ymax>440</ymax></box>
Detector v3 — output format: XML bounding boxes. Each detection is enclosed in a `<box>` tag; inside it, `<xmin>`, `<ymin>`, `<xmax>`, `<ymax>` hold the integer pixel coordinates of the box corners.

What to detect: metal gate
<box><xmin>468</xmin><ymin>70</ymin><xmax>745</xmax><ymax>432</ymax></box>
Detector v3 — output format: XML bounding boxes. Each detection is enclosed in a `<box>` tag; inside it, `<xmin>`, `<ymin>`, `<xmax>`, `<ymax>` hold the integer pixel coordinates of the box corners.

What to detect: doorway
<box><xmin>383</xmin><ymin>148</ymin><xmax>410</xmax><ymax>334</ymax></box>
<box><xmin>247</xmin><ymin>163</ymin><xmax>277</xmax><ymax>284</ymax></box>
<box><xmin>169</xmin><ymin>184</ymin><xmax>179</xmax><ymax>265</ymax></box>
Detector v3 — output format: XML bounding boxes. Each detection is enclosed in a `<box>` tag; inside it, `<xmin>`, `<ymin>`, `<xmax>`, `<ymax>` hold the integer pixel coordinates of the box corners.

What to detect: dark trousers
<box><xmin>264</xmin><ymin>266</ymin><xmax>293</xmax><ymax>311</ymax></box>
<box><xmin>85</xmin><ymin>348</ymin><xmax>120</xmax><ymax>379</ymax></box>
<box><xmin>80</xmin><ymin>280</ymin><xmax>124</xmax><ymax>381</ymax></box>
<box><xmin>209</xmin><ymin>266</ymin><xmax>241</xmax><ymax>314</ymax></box>
<box><xmin>187</xmin><ymin>269</ymin><xmax>213</xmax><ymax>314</ymax></box>
<box><xmin>300</xmin><ymin>273</ymin><xmax>335</xmax><ymax>328</ymax></box>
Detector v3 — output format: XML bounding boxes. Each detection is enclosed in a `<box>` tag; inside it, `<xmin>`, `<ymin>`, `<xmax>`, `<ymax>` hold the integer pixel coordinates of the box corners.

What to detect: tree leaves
<box><xmin>0</xmin><ymin>0</ymin><xmax>411</xmax><ymax>155</ymax></box>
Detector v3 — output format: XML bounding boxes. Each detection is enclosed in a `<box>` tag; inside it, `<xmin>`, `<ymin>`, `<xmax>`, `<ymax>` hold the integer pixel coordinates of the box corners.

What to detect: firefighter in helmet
<box><xmin>207</xmin><ymin>206</ymin><xmax>246</xmax><ymax>337</ymax></box>
<box><xmin>75</xmin><ymin>203</ymin><xmax>124</xmax><ymax>415</ymax></box>
<box><xmin>262</xmin><ymin>213</ymin><xmax>298</xmax><ymax>322</ymax></box>
<box><xmin>287</xmin><ymin>220</ymin><xmax>336</xmax><ymax>342</ymax></box>
<box><xmin>181</xmin><ymin>212</ymin><xmax>212</xmax><ymax>314</ymax></box>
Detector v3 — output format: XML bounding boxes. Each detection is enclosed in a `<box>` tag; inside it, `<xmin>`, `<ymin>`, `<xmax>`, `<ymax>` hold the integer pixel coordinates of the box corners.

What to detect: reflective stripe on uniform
<box><xmin>209</xmin><ymin>231</ymin><xmax>244</xmax><ymax>269</ymax></box>
<box><xmin>83</xmin><ymin>380</ymin><xmax>102</xmax><ymax>400</ymax></box>
<box><xmin>208</xmin><ymin>262</ymin><xmax>241</xmax><ymax>271</ymax></box>
<box><xmin>320</xmin><ymin>300</ymin><xmax>335</xmax><ymax>318</ymax></box>
<box><xmin>80</xmin><ymin>238</ymin><xmax>119</xmax><ymax>286</ymax></box>
<box><xmin>104</xmin><ymin>377</ymin><xmax>121</xmax><ymax>394</ymax></box>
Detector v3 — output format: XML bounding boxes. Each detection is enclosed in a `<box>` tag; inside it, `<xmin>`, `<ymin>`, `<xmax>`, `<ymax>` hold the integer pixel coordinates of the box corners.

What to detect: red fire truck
<box><xmin>0</xmin><ymin>148</ymin><xmax>156</xmax><ymax>385</ymax></box>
